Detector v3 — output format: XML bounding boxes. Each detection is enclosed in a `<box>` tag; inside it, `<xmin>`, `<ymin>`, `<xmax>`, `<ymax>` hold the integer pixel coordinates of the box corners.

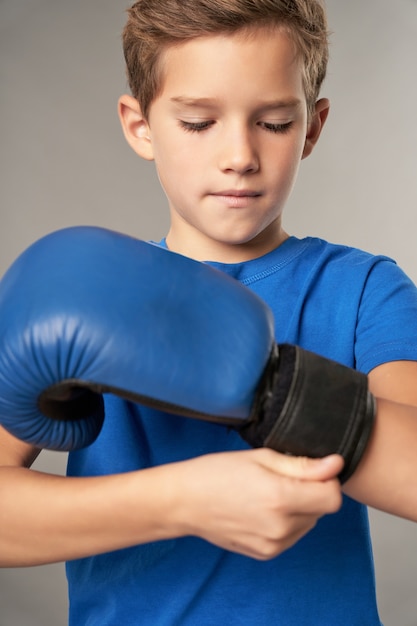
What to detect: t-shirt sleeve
<box><xmin>355</xmin><ymin>259</ymin><xmax>417</xmax><ymax>373</ymax></box>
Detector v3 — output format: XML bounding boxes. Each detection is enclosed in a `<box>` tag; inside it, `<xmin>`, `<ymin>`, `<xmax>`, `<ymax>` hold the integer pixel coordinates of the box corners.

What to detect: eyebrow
<box><xmin>170</xmin><ymin>97</ymin><xmax>219</xmax><ymax>109</ymax></box>
<box><xmin>258</xmin><ymin>98</ymin><xmax>302</xmax><ymax>112</ymax></box>
<box><xmin>170</xmin><ymin>96</ymin><xmax>302</xmax><ymax>111</ymax></box>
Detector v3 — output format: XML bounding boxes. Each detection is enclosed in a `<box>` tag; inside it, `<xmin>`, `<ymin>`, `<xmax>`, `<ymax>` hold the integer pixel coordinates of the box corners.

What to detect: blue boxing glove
<box><xmin>0</xmin><ymin>227</ymin><xmax>374</xmax><ymax>482</ymax></box>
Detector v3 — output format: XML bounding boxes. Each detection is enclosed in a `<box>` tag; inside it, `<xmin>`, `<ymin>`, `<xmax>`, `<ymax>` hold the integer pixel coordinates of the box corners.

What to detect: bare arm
<box><xmin>0</xmin><ymin>428</ymin><xmax>182</xmax><ymax>566</ymax></box>
<box><xmin>0</xmin><ymin>425</ymin><xmax>342</xmax><ymax>567</ymax></box>
<box><xmin>3</xmin><ymin>360</ymin><xmax>417</xmax><ymax>567</ymax></box>
<box><xmin>344</xmin><ymin>361</ymin><xmax>417</xmax><ymax>520</ymax></box>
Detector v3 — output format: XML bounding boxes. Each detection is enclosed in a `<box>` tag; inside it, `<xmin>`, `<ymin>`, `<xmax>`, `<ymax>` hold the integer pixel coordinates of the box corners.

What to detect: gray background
<box><xmin>1</xmin><ymin>1</ymin><xmax>417</xmax><ymax>624</ymax></box>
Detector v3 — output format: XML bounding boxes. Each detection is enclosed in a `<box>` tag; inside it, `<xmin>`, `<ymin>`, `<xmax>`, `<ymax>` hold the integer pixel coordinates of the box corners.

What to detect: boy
<box><xmin>1</xmin><ymin>1</ymin><xmax>417</xmax><ymax>624</ymax></box>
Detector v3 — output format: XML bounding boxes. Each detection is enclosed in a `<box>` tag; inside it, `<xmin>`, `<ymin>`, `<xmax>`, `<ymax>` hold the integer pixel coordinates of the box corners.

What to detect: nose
<box><xmin>218</xmin><ymin>125</ymin><xmax>260</xmax><ymax>175</ymax></box>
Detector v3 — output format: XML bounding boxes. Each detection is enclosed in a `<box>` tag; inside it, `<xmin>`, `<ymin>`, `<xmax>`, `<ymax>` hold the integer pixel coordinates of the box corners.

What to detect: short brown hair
<box><xmin>122</xmin><ymin>0</ymin><xmax>329</xmax><ymax>119</ymax></box>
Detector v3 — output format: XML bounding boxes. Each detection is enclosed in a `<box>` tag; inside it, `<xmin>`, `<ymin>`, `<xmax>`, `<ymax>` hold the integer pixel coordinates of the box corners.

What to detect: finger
<box><xmin>257</xmin><ymin>449</ymin><xmax>344</xmax><ymax>481</ymax></box>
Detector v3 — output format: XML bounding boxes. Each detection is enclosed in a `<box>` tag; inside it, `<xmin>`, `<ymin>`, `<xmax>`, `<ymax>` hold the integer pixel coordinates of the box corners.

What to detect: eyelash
<box><xmin>179</xmin><ymin>120</ymin><xmax>214</xmax><ymax>133</ymax></box>
<box><xmin>261</xmin><ymin>121</ymin><xmax>293</xmax><ymax>134</ymax></box>
<box><xmin>179</xmin><ymin>120</ymin><xmax>294</xmax><ymax>134</ymax></box>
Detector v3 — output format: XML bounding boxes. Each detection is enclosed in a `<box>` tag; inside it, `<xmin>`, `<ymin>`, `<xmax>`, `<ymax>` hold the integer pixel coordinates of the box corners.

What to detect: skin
<box><xmin>119</xmin><ymin>28</ymin><xmax>329</xmax><ymax>263</ymax></box>
<box><xmin>1</xmin><ymin>26</ymin><xmax>417</xmax><ymax>569</ymax></box>
<box><xmin>119</xmin><ymin>27</ymin><xmax>417</xmax><ymax>515</ymax></box>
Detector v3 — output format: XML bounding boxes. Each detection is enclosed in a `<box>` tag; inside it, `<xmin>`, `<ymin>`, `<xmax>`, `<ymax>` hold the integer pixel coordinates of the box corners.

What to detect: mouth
<box><xmin>210</xmin><ymin>189</ymin><xmax>262</xmax><ymax>209</ymax></box>
<box><xmin>212</xmin><ymin>190</ymin><xmax>262</xmax><ymax>198</ymax></box>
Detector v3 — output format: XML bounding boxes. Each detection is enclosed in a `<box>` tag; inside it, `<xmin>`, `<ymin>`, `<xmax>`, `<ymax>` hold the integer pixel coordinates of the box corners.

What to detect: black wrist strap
<box><xmin>240</xmin><ymin>344</ymin><xmax>375</xmax><ymax>483</ymax></box>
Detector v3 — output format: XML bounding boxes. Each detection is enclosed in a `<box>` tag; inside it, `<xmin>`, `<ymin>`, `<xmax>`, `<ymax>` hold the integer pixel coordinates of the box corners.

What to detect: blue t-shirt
<box><xmin>66</xmin><ymin>236</ymin><xmax>417</xmax><ymax>625</ymax></box>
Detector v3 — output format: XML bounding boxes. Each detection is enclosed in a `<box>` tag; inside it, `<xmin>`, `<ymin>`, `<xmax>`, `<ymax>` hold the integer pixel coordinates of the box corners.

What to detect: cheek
<box><xmin>155</xmin><ymin>136</ymin><xmax>196</xmax><ymax>175</ymax></box>
<box><xmin>151</xmin><ymin>141</ymin><xmax>183</xmax><ymax>188</ymax></box>
<box><xmin>154</xmin><ymin>151</ymin><xmax>195</xmax><ymax>207</ymax></box>
<box><xmin>273</xmin><ymin>136</ymin><xmax>306</xmax><ymax>175</ymax></box>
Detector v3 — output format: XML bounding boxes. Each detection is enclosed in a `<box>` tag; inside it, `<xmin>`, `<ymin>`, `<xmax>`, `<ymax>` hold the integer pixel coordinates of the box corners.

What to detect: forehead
<box><xmin>155</xmin><ymin>27</ymin><xmax>305</xmax><ymax>107</ymax></box>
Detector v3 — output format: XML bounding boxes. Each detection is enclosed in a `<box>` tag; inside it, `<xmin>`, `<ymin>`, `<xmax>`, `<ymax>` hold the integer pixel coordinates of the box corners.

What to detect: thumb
<box><xmin>261</xmin><ymin>450</ymin><xmax>344</xmax><ymax>481</ymax></box>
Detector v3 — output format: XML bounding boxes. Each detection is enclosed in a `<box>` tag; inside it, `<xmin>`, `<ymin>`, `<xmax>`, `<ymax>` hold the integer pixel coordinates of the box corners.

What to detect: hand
<box><xmin>172</xmin><ymin>448</ymin><xmax>343</xmax><ymax>560</ymax></box>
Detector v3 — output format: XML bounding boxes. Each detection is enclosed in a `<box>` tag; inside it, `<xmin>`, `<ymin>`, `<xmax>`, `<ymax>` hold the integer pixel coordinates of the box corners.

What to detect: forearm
<box><xmin>343</xmin><ymin>398</ymin><xmax>417</xmax><ymax>520</ymax></box>
<box><xmin>0</xmin><ymin>464</ymin><xmax>181</xmax><ymax>567</ymax></box>
<box><xmin>0</xmin><ymin>449</ymin><xmax>343</xmax><ymax>567</ymax></box>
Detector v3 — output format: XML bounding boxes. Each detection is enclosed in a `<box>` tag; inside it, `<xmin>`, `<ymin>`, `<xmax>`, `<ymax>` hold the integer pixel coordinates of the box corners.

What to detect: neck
<box><xmin>165</xmin><ymin>223</ymin><xmax>289</xmax><ymax>263</ymax></box>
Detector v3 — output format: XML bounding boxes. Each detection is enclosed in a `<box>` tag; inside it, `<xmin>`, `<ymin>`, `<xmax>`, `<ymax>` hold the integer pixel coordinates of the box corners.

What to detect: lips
<box><xmin>210</xmin><ymin>189</ymin><xmax>262</xmax><ymax>208</ymax></box>
<box><xmin>212</xmin><ymin>190</ymin><xmax>261</xmax><ymax>198</ymax></box>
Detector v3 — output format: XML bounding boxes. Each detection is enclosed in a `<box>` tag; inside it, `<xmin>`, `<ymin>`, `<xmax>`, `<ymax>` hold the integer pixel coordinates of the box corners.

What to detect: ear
<box><xmin>118</xmin><ymin>94</ymin><xmax>154</xmax><ymax>161</ymax></box>
<box><xmin>302</xmin><ymin>98</ymin><xmax>330</xmax><ymax>159</ymax></box>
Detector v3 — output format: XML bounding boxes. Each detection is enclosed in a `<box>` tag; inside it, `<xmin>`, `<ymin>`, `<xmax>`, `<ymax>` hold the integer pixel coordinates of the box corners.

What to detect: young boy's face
<box><xmin>120</xmin><ymin>27</ymin><xmax>328</xmax><ymax>262</ymax></box>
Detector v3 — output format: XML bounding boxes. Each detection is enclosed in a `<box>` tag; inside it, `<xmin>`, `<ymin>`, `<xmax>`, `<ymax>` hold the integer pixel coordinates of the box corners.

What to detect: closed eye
<box><xmin>261</xmin><ymin>121</ymin><xmax>293</xmax><ymax>134</ymax></box>
<box><xmin>178</xmin><ymin>119</ymin><xmax>293</xmax><ymax>134</ymax></box>
<box><xmin>179</xmin><ymin>120</ymin><xmax>214</xmax><ymax>133</ymax></box>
